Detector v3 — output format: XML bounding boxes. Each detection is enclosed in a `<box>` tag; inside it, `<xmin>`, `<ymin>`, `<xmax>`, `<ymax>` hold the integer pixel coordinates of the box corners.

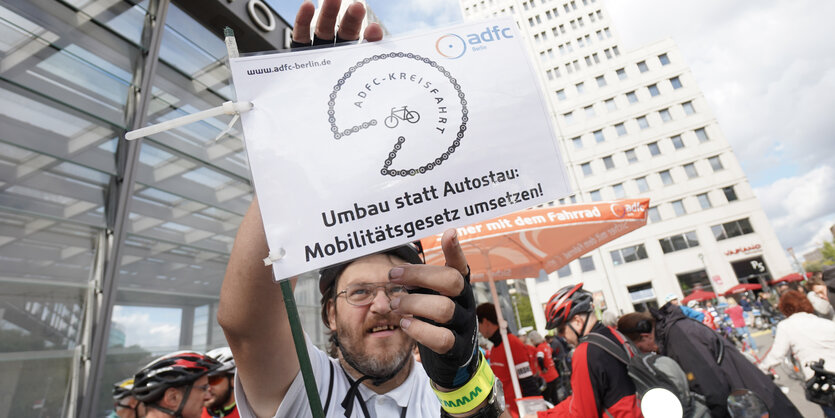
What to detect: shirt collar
<box><xmin>357</xmin><ymin>357</ymin><xmax>416</xmax><ymax>408</ymax></box>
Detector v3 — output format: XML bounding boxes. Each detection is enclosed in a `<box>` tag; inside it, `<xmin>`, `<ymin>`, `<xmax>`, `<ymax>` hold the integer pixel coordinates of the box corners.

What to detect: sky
<box><xmin>268</xmin><ymin>0</ymin><xmax>835</xmax><ymax>259</ymax></box>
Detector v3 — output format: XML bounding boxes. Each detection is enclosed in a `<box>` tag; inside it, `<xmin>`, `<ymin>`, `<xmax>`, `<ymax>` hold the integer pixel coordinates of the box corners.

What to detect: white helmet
<box><xmin>206</xmin><ymin>347</ymin><xmax>235</xmax><ymax>374</ymax></box>
<box><xmin>687</xmin><ymin>300</ymin><xmax>699</xmax><ymax>309</ymax></box>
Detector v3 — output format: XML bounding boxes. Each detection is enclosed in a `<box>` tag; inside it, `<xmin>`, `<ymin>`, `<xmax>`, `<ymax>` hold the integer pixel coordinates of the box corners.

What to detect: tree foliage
<box><xmin>511</xmin><ymin>292</ymin><xmax>536</xmax><ymax>329</ymax></box>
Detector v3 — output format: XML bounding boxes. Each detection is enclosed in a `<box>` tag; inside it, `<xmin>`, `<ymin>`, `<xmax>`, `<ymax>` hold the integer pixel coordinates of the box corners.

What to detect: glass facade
<box><xmin>0</xmin><ymin>0</ymin><xmax>294</xmax><ymax>416</ymax></box>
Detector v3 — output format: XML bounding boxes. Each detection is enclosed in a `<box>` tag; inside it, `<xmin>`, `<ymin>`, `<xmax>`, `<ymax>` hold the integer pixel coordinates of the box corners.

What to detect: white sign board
<box><xmin>230</xmin><ymin>18</ymin><xmax>570</xmax><ymax>280</ymax></box>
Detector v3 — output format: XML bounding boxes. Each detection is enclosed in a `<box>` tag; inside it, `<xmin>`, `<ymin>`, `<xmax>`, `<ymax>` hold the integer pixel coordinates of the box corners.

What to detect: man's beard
<box><xmin>206</xmin><ymin>380</ymin><xmax>232</xmax><ymax>410</ymax></box>
<box><xmin>335</xmin><ymin>320</ymin><xmax>414</xmax><ymax>383</ymax></box>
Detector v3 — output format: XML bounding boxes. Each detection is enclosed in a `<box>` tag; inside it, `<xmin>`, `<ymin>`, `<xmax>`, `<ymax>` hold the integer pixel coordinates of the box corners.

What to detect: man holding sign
<box><xmin>219</xmin><ymin>2</ymin><xmax>506</xmax><ymax>417</ymax></box>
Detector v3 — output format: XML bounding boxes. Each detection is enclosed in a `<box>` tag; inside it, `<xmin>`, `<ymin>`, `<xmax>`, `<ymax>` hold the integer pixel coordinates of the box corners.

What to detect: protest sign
<box><xmin>230</xmin><ymin>18</ymin><xmax>571</xmax><ymax>281</ymax></box>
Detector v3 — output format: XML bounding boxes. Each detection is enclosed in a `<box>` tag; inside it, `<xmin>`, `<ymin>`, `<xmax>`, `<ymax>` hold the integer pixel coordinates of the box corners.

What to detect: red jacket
<box><xmin>489</xmin><ymin>333</ymin><xmax>540</xmax><ymax>416</ymax></box>
<box><xmin>535</xmin><ymin>342</ymin><xmax>559</xmax><ymax>382</ymax></box>
<box><xmin>538</xmin><ymin>324</ymin><xmax>642</xmax><ymax>418</ymax></box>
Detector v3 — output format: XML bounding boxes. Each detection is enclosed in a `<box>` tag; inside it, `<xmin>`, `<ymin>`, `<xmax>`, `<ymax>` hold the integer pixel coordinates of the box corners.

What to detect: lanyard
<box><xmin>341</xmin><ymin>369</ymin><xmax>408</xmax><ymax>418</ymax></box>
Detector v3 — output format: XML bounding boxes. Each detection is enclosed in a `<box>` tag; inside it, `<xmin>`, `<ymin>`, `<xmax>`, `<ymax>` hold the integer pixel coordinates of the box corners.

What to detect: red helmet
<box><xmin>545</xmin><ymin>283</ymin><xmax>593</xmax><ymax>330</ymax></box>
<box><xmin>132</xmin><ymin>351</ymin><xmax>219</xmax><ymax>403</ymax></box>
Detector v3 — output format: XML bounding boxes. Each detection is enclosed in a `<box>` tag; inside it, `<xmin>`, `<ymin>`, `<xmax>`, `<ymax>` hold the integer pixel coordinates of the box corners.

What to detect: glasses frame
<box><xmin>335</xmin><ymin>283</ymin><xmax>408</xmax><ymax>306</ymax></box>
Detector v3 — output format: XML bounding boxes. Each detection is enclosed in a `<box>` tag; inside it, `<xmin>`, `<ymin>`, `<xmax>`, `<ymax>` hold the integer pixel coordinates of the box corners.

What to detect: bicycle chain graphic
<box><xmin>327</xmin><ymin>52</ymin><xmax>468</xmax><ymax>177</ymax></box>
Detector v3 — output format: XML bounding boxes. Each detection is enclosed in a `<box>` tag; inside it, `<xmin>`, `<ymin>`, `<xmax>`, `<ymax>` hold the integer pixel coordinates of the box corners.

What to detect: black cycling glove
<box><xmin>410</xmin><ymin>268</ymin><xmax>480</xmax><ymax>388</ymax></box>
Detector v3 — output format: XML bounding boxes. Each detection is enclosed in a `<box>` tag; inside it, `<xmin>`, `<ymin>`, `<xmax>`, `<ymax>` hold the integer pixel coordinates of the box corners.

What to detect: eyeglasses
<box><xmin>208</xmin><ymin>375</ymin><xmax>227</xmax><ymax>385</ymax></box>
<box><xmin>335</xmin><ymin>283</ymin><xmax>408</xmax><ymax>306</ymax></box>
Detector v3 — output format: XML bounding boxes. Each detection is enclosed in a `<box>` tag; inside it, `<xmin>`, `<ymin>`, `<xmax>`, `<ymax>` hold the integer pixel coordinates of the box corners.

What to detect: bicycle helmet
<box><xmin>206</xmin><ymin>347</ymin><xmax>235</xmax><ymax>375</ymax></box>
<box><xmin>545</xmin><ymin>283</ymin><xmax>594</xmax><ymax>330</ymax></box>
<box><xmin>132</xmin><ymin>351</ymin><xmax>220</xmax><ymax>404</ymax></box>
<box><xmin>112</xmin><ymin>377</ymin><xmax>134</xmax><ymax>400</ymax></box>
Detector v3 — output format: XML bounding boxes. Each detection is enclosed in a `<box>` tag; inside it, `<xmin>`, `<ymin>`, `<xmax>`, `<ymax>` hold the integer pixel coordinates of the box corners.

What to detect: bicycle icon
<box><xmin>384</xmin><ymin>106</ymin><xmax>420</xmax><ymax>128</ymax></box>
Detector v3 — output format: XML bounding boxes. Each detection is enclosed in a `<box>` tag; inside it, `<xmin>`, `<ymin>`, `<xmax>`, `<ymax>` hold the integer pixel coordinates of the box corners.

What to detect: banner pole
<box><xmin>224</xmin><ymin>27</ymin><xmax>324</xmax><ymax>418</ymax></box>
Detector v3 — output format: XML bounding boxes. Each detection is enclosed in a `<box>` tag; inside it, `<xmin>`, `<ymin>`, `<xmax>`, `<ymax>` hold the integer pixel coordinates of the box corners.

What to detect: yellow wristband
<box><xmin>432</xmin><ymin>353</ymin><xmax>495</xmax><ymax>414</ymax></box>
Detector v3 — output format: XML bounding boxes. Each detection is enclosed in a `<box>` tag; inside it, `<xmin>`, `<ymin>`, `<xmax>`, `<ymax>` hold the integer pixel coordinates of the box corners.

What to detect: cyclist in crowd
<box><xmin>665</xmin><ymin>293</ymin><xmax>704</xmax><ymax>321</ymax></box>
<box><xmin>132</xmin><ymin>351</ymin><xmax>220</xmax><ymax>418</ymax></box>
<box><xmin>724</xmin><ymin>297</ymin><xmax>757</xmax><ymax>352</ymax></box>
<box><xmin>476</xmin><ymin>303</ymin><xmax>541</xmax><ymax>416</ymax></box>
<box><xmin>758</xmin><ymin>290</ymin><xmax>835</xmax><ymax>418</ymax></box>
<box><xmin>111</xmin><ymin>377</ymin><xmax>144</xmax><ymax>418</ymax></box>
<box><xmin>528</xmin><ymin>331</ymin><xmax>560</xmax><ymax>405</ymax></box>
<box><xmin>537</xmin><ymin>283</ymin><xmax>642</xmax><ymax>417</ymax></box>
<box><xmin>652</xmin><ymin>299</ymin><xmax>802</xmax><ymax>417</ymax></box>
<box><xmin>219</xmin><ymin>2</ymin><xmax>507</xmax><ymax>417</ymax></box>
<box><xmin>806</xmin><ymin>277</ymin><xmax>835</xmax><ymax>320</ymax></box>
<box><xmin>203</xmin><ymin>347</ymin><xmax>239</xmax><ymax>418</ymax></box>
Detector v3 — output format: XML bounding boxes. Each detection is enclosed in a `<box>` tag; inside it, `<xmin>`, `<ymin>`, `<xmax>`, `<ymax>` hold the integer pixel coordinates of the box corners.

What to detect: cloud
<box><xmin>112</xmin><ymin>306</ymin><xmax>181</xmax><ymax>349</ymax></box>
<box><xmin>367</xmin><ymin>0</ymin><xmax>462</xmax><ymax>36</ymax></box>
<box><xmin>753</xmin><ymin>165</ymin><xmax>835</xmax><ymax>256</ymax></box>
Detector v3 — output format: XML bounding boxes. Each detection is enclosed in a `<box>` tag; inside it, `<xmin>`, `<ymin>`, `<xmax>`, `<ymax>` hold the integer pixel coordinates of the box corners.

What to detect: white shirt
<box><xmin>759</xmin><ymin>312</ymin><xmax>835</xmax><ymax>380</ymax></box>
<box><xmin>235</xmin><ymin>334</ymin><xmax>441</xmax><ymax>417</ymax></box>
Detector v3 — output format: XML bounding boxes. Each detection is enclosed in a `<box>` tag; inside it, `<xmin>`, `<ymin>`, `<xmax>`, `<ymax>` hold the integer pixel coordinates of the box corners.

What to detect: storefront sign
<box><xmin>724</xmin><ymin>243</ymin><xmax>762</xmax><ymax>257</ymax></box>
<box><xmin>230</xmin><ymin>18</ymin><xmax>569</xmax><ymax>280</ymax></box>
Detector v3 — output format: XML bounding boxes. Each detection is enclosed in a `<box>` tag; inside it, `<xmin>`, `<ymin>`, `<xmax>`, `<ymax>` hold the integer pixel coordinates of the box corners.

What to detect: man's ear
<box><xmin>327</xmin><ymin>299</ymin><xmax>337</xmax><ymax>332</ymax></box>
<box><xmin>161</xmin><ymin>386</ymin><xmax>182</xmax><ymax>408</ymax></box>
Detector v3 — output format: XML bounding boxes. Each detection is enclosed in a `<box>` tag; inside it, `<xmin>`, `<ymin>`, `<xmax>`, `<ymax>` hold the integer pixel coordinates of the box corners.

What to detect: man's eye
<box><xmin>389</xmin><ymin>285</ymin><xmax>407</xmax><ymax>294</ymax></box>
<box><xmin>350</xmin><ymin>288</ymin><xmax>369</xmax><ymax>296</ymax></box>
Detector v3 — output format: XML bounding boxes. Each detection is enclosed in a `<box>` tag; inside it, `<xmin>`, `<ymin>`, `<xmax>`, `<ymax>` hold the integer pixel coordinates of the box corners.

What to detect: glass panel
<box><xmin>659</xmin><ymin>238</ymin><xmax>673</xmax><ymax>254</ymax></box>
<box><xmin>712</xmin><ymin>225</ymin><xmax>726</xmax><ymax>241</ymax></box>
<box><xmin>636</xmin><ymin>244</ymin><xmax>647</xmax><ymax>259</ymax></box>
<box><xmin>671</xmin><ymin>234</ymin><xmax>688</xmax><ymax>251</ymax></box>
<box><xmin>610</xmin><ymin>250</ymin><xmax>623</xmax><ymax>265</ymax></box>
<box><xmin>738</xmin><ymin>218</ymin><xmax>754</xmax><ymax>234</ymax></box>
<box><xmin>725</xmin><ymin>220</ymin><xmax>742</xmax><ymax>238</ymax></box>
<box><xmin>579</xmin><ymin>256</ymin><xmax>595</xmax><ymax>272</ymax></box>
<box><xmin>685</xmin><ymin>231</ymin><xmax>699</xmax><ymax>247</ymax></box>
<box><xmin>557</xmin><ymin>264</ymin><xmax>571</xmax><ymax>277</ymax></box>
<box><xmin>622</xmin><ymin>246</ymin><xmax>637</xmax><ymax>262</ymax></box>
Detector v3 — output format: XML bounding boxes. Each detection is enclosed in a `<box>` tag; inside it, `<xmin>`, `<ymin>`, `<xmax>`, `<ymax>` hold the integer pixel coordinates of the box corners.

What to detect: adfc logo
<box><xmin>435</xmin><ymin>34</ymin><xmax>467</xmax><ymax>59</ymax></box>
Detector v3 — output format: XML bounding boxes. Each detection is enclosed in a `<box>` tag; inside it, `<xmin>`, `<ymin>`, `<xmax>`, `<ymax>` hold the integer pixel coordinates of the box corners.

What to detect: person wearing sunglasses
<box><xmin>203</xmin><ymin>347</ymin><xmax>239</xmax><ymax>418</ymax></box>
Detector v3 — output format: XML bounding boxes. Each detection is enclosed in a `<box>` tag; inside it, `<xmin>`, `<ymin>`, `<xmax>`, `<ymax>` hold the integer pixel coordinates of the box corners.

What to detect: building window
<box><xmin>659</xmin><ymin>169</ymin><xmax>673</xmax><ymax>185</ymax></box>
<box><xmin>659</xmin><ymin>231</ymin><xmax>699</xmax><ymax>253</ymax></box>
<box><xmin>648</xmin><ymin>83</ymin><xmax>660</xmax><ymax>97</ymax></box>
<box><xmin>683</xmin><ymin>163</ymin><xmax>699</xmax><ymax>179</ymax></box>
<box><xmin>682</xmin><ymin>101</ymin><xmax>695</xmax><ymax>115</ymax></box>
<box><xmin>712</xmin><ymin>218</ymin><xmax>754</xmax><ymax>241</ymax></box>
<box><xmin>615</xmin><ymin>122</ymin><xmax>627</xmax><ymax>136</ymax></box>
<box><xmin>625</xmin><ymin>148</ymin><xmax>638</xmax><ymax>164</ymax></box>
<box><xmin>616</xmin><ymin>68</ymin><xmax>627</xmax><ymax>80</ymax></box>
<box><xmin>708</xmin><ymin>155</ymin><xmax>724</xmax><ymax>171</ymax></box>
<box><xmin>671</xmin><ymin>199</ymin><xmax>686</xmax><ymax>216</ymax></box>
<box><xmin>585</xmin><ymin>105</ymin><xmax>596</xmax><ymax>117</ymax></box>
<box><xmin>648</xmin><ymin>206</ymin><xmax>661</xmax><ymax>222</ymax></box>
<box><xmin>603</xmin><ymin>155</ymin><xmax>615</xmax><ymax>170</ymax></box>
<box><xmin>695</xmin><ymin>127</ymin><xmax>709</xmax><ymax>142</ymax></box>
<box><xmin>572</xmin><ymin>136</ymin><xmax>583</xmax><ymax>149</ymax></box>
<box><xmin>659</xmin><ymin>108</ymin><xmax>672</xmax><ymax>122</ymax></box>
<box><xmin>605</xmin><ymin>98</ymin><xmax>617</xmax><ymax>111</ymax></box>
<box><xmin>670</xmin><ymin>76</ymin><xmax>683</xmax><ymax>89</ymax></box>
<box><xmin>637</xmin><ymin>60</ymin><xmax>649</xmax><ymax>73</ymax></box>
<box><xmin>635</xmin><ymin>176</ymin><xmax>649</xmax><ymax>193</ymax></box>
<box><xmin>557</xmin><ymin>264</ymin><xmax>571</xmax><ymax>277</ymax></box>
<box><xmin>579</xmin><ymin>256</ymin><xmax>595</xmax><ymax>272</ymax></box>
<box><xmin>637</xmin><ymin>115</ymin><xmax>649</xmax><ymax>129</ymax></box>
<box><xmin>581</xmin><ymin>162</ymin><xmax>593</xmax><ymax>176</ymax></box>
<box><xmin>671</xmin><ymin>135</ymin><xmax>684</xmax><ymax>149</ymax></box>
<box><xmin>593</xmin><ymin>130</ymin><xmax>605</xmax><ymax>143</ymax></box>
<box><xmin>596</xmin><ymin>75</ymin><xmax>607</xmax><ymax>87</ymax></box>
<box><xmin>576</xmin><ymin>82</ymin><xmax>585</xmax><ymax>94</ymax></box>
<box><xmin>658</xmin><ymin>53</ymin><xmax>670</xmax><ymax>65</ymax></box>
<box><xmin>612</xmin><ymin>45</ymin><xmax>620</xmax><ymax>56</ymax></box>
<box><xmin>648</xmin><ymin>141</ymin><xmax>661</xmax><ymax>156</ymax></box>
<box><xmin>556</xmin><ymin>89</ymin><xmax>566</xmax><ymax>101</ymax></box>
<box><xmin>564</xmin><ymin>111</ymin><xmax>574</xmax><ymax>124</ymax></box>
<box><xmin>697</xmin><ymin>193</ymin><xmax>712</xmax><ymax>209</ymax></box>
<box><xmin>613</xmin><ymin>183</ymin><xmax>625</xmax><ymax>198</ymax></box>
<box><xmin>723</xmin><ymin>185</ymin><xmax>738</xmax><ymax>202</ymax></box>
<box><xmin>590</xmin><ymin>189</ymin><xmax>602</xmax><ymax>201</ymax></box>
<box><xmin>626</xmin><ymin>91</ymin><xmax>638</xmax><ymax>103</ymax></box>
<box><xmin>611</xmin><ymin>244</ymin><xmax>648</xmax><ymax>266</ymax></box>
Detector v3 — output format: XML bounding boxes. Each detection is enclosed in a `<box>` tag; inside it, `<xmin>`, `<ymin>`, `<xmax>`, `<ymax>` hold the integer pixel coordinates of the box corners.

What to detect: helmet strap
<box><xmin>568</xmin><ymin>313</ymin><xmax>592</xmax><ymax>341</ymax></box>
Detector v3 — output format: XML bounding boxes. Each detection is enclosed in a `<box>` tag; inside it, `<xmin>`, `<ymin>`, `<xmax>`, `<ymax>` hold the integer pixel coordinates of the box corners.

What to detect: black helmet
<box><xmin>318</xmin><ymin>243</ymin><xmax>424</xmax><ymax>294</ymax></box>
<box><xmin>132</xmin><ymin>351</ymin><xmax>219</xmax><ymax>403</ymax></box>
<box><xmin>112</xmin><ymin>377</ymin><xmax>134</xmax><ymax>401</ymax></box>
<box><xmin>545</xmin><ymin>283</ymin><xmax>594</xmax><ymax>330</ymax></box>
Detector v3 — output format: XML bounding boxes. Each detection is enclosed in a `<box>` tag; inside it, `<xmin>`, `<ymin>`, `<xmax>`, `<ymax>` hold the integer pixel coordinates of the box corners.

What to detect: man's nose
<box><xmin>369</xmin><ymin>286</ymin><xmax>393</xmax><ymax>313</ymax></box>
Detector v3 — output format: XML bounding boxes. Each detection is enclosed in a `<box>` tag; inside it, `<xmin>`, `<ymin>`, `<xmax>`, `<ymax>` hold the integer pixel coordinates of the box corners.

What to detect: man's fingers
<box><xmin>401</xmin><ymin>317</ymin><xmax>455</xmax><ymax>354</ymax></box>
<box><xmin>314</xmin><ymin>0</ymin><xmax>341</xmax><ymax>40</ymax></box>
<box><xmin>363</xmin><ymin>23</ymin><xmax>383</xmax><ymax>42</ymax></box>
<box><xmin>441</xmin><ymin>229</ymin><xmax>469</xmax><ymax>278</ymax></box>
<box><xmin>292</xmin><ymin>1</ymin><xmax>315</xmax><ymax>44</ymax></box>
<box><xmin>392</xmin><ymin>294</ymin><xmax>455</xmax><ymax>324</ymax></box>
<box><xmin>336</xmin><ymin>1</ymin><xmax>365</xmax><ymax>41</ymax></box>
<box><xmin>390</xmin><ymin>264</ymin><xmax>464</xmax><ymax>297</ymax></box>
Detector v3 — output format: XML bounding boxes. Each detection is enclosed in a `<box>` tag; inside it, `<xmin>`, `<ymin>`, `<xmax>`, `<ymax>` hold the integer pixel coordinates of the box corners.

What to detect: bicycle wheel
<box><xmin>405</xmin><ymin>110</ymin><xmax>420</xmax><ymax>124</ymax></box>
<box><xmin>384</xmin><ymin>115</ymin><xmax>398</xmax><ymax>128</ymax></box>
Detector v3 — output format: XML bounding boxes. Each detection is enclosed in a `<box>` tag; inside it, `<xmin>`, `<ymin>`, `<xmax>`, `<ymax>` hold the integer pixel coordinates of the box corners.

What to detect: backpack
<box><xmin>583</xmin><ymin>329</ymin><xmax>711</xmax><ymax>418</ymax></box>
